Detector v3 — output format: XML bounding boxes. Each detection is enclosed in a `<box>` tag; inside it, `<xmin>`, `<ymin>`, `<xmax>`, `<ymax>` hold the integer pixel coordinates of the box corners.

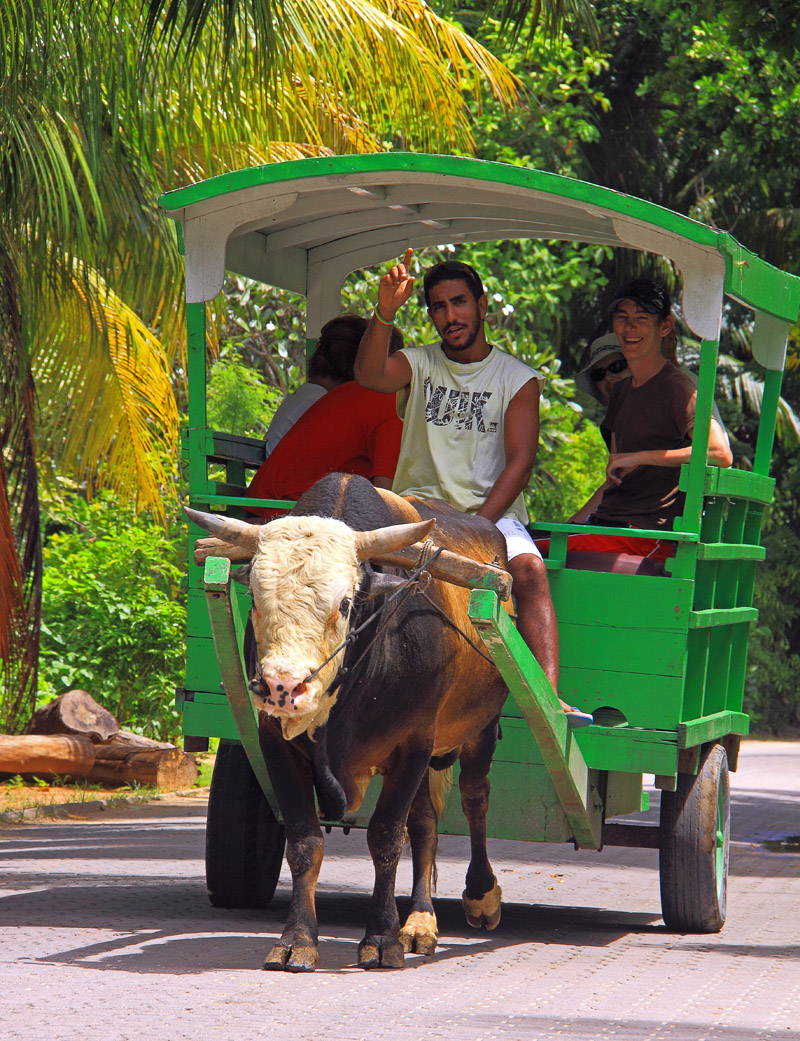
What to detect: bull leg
<box><xmin>258</xmin><ymin>730</ymin><xmax>324</xmax><ymax>973</ymax></box>
<box><xmin>459</xmin><ymin>718</ymin><xmax>502</xmax><ymax>930</ymax></box>
<box><xmin>359</xmin><ymin>748</ymin><xmax>432</xmax><ymax>970</ymax></box>
<box><xmin>399</xmin><ymin>769</ymin><xmax>440</xmax><ymax>957</ymax></box>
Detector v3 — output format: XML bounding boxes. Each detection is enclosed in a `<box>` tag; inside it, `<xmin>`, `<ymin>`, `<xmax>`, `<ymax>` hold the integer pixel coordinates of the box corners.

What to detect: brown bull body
<box><xmin>193</xmin><ymin>473</ymin><xmax>509</xmax><ymax>971</ymax></box>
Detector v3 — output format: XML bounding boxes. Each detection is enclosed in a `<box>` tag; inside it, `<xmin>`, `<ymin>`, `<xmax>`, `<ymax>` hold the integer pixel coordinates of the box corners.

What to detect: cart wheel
<box><xmin>206</xmin><ymin>739</ymin><xmax>286</xmax><ymax>908</ymax></box>
<box><xmin>659</xmin><ymin>741</ymin><xmax>729</xmax><ymax>933</ymax></box>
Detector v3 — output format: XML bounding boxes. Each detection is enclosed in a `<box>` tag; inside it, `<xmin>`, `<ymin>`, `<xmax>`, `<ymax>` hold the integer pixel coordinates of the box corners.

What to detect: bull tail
<box><xmin>427</xmin><ymin>765</ymin><xmax>453</xmax><ymax>822</ymax></box>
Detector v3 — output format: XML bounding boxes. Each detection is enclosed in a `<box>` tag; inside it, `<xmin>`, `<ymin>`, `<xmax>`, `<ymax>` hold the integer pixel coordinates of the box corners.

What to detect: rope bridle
<box><xmin>295</xmin><ymin>541</ymin><xmax>495</xmax><ymax>694</ymax></box>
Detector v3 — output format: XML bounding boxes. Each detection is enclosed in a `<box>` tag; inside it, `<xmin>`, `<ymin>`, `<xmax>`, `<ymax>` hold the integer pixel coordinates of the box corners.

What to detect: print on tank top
<box><xmin>423</xmin><ymin>377</ymin><xmax>497</xmax><ymax>432</ymax></box>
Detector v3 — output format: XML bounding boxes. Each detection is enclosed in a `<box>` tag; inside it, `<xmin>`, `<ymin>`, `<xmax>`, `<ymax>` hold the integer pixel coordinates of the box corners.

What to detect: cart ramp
<box><xmin>203</xmin><ymin>556</ymin><xmax>282</xmax><ymax>820</ymax></box>
<box><xmin>469</xmin><ymin>588</ymin><xmax>604</xmax><ymax>849</ymax></box>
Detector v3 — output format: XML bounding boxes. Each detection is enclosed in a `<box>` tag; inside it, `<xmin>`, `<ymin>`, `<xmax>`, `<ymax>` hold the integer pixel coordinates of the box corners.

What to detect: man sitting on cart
<box><xmin>566</xmin><ymin>278</ymin><xmax>733</xmax><ymax>563</ymax></box>
<box><xmin>355</xmin><ymin>248</ymin><xmax>591</xmax><ymax>727</ymax></box>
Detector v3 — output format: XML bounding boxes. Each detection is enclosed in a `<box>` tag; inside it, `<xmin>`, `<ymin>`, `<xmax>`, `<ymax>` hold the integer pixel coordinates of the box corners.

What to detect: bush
<box><xmin>526</xmin><ymin>401</ymin><xmax>608</xmax><ymax>523</ymax></box>
<box><xmin>745</xmin><ymin>453</ymin><xmax>800</xmax><ymax>734</ymax></box>
<box><xmin>38</xmin><ymin>493</ymin><xmax>186</xmax><ymax>741</ymax></box>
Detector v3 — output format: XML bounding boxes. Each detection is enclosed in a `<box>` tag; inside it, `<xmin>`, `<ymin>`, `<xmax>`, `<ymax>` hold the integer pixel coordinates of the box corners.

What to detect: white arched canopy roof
<box><xmin>159</xmin><ymin>154</ymin><xmax>800</xmax><ymax>367</ymax></box>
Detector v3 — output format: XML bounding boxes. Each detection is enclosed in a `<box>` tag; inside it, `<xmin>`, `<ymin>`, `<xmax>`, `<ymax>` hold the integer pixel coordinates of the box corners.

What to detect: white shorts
<box><xmin>496</xmin><ymin>517</ymin><xmax>543</xmax><ymax>563</ymax></box>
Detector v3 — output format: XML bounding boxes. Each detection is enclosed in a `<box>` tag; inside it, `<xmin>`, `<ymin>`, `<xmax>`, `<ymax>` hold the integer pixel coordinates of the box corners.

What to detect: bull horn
<box><xmin>354</xmin><ymin>518</ymin><xmax>436</xmax><ymax>561</ymax></box>
<box><xmin>184</xmin><ymin>506</ymin><xmax>261</xmax><ymax>554</ymax></box>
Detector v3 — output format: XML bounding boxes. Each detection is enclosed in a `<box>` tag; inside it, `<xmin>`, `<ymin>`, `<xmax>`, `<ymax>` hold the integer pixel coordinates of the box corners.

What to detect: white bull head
<box><xmin>186</xmin><ymin>508</ymin><xmax>434</xmax><ymax>740</ymax></box>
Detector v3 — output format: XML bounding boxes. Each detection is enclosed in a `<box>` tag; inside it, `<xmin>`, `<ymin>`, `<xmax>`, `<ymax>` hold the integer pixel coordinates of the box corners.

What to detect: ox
<box><xmin>188</xmin><ymin>472</ymin><xmax>510</xmax><ymax>971</ymax></box>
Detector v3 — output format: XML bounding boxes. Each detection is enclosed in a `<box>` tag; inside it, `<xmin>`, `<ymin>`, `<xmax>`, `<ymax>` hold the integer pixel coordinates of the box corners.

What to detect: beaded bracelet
<box><xmin>374</xmin><ymin>306</ymin><xmax>394</xmax><ymax>326</ymax></box>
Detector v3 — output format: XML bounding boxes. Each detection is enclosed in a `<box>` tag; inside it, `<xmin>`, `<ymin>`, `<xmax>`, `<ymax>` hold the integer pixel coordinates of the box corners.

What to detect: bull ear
<box><xmin>354</xmin><ymin>518</ymin><xmax>435</xmax><ymax>561</ymax></box>
<box><xmin>231</xmin><ymin>563</ymin><xmax>252</xmax><ymax>587</ymax></box>
<box><xmin>363</xmin><ymin>571</ymin><xmax>408</xmax><ymax>598</ymax></box>
<box><xmin>184</xmin><ymin>506</ymin><xmax>261</xmax><ymax>554</ymax></box>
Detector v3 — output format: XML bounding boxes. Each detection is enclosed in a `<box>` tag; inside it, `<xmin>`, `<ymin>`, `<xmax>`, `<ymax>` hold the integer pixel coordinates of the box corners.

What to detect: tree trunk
<box><xmin>0</xmin><ymin>733</ymin><xmax>96</xmax><ymax>777</ymax></box>
<box><xmin>90</xmin><ymin>733</ymin><xmax>198</xmax><ymax>788</ymax></box>
<box><xmin>0</xmin><ymin>731</ymin><xmax>197</xmax><ymax>788</ymax></box>
<box><xmin>25</xmin><ymin>689</ymin><xmax>118</xmax><ymax>742</ymax></box>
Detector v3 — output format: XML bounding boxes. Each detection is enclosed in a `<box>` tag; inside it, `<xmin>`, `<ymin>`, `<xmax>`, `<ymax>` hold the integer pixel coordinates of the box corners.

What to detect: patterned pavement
<box><xmin>1</xmin><ymin>741</ymin><xmax>798</xmax><ymax>1041</ymax></box>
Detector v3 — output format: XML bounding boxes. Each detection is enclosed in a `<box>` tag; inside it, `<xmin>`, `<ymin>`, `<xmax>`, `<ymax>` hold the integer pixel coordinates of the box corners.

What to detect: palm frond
<box><xmin>33</xmin><ymin>260</ymin><xmax>179</xmax><ymax>520</ymax></box>
<box><xmin>715</xmin><ymin>360</ymin><xmax>800</xmax><ymax>449</ymax></box>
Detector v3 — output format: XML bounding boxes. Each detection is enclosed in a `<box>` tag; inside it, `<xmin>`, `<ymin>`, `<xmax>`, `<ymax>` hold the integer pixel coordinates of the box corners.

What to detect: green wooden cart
<box><xmin>159</xmin><ymin>153</ymin><xmax>800</xmax><ymax>933</ymax></box>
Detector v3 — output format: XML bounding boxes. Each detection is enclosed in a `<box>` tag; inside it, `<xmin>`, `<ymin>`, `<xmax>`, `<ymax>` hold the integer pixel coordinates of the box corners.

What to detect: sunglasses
<box><xmin>590</xmin><ymin>358</ymin><xmax>628</xmax><ymax>382</ymax></box>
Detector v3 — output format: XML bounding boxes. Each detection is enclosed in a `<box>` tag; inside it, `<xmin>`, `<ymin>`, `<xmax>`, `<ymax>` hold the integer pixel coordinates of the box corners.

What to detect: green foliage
<box><xmin>207</xmin><ymin>345</ymin><xmax>282</xmax><ymax>437</ymax></box>
<box><xmin>745</xmin><ymin>451</ymin><xmax>800</xmax><ymax>734</ymax></box>
<box><xmin>526</xmin><ymin>400</ymin><xmax>607</xmax><ymax>522</ymax></box>
<box><xmin>468</xmin><ymin>20</ymin><xmax>610</xmax><ymax>181</ymax></box>
<box><xmin>221</xmin><ymin>276</ymin><xmax>308</xmax><ymax>395</ymax></box>
<box><xmin>38</xmin><ymin>492</ymin><xmax>186</xmax><ymax>741</ymax></box>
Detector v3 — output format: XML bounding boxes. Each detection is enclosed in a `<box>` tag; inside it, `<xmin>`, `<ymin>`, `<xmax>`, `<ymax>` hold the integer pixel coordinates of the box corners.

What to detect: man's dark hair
<box><xmin>308</xmin><ymin>313</ymin><xmax>368</xmax><ymax>383</ymax></box>
<box><xmin>423</xmin><ymin>261</ymin><xmax>485</xmax><ymax>308</ymax></box>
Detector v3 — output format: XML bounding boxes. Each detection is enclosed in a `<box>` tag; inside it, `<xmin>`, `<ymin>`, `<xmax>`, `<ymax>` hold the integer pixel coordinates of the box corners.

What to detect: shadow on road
<box><xmin>9</xmin><ymin>883</ymin><xmax>662</xmax><ymax>974</ymax></box>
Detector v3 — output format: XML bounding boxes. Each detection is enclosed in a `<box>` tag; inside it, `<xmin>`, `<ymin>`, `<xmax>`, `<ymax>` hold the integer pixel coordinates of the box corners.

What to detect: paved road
<box><xmin>1</xmin><ymin>741</ymin><xmax>798</xmax><ymax>1041</ymax></box>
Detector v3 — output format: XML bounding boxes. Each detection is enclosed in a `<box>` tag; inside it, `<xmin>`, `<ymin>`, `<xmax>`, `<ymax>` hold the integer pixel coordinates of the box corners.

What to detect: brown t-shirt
<box><xmin>594</xmin><ymin>364</ymin><xmax>696</xmax><ymax>530</ymax></box>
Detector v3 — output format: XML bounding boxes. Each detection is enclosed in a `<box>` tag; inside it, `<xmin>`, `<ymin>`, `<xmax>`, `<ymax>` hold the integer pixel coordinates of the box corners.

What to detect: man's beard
<box><xmin>441</xmin><ymin>318</ymin><xmax>481</xmax><ymax>353</ymax></box>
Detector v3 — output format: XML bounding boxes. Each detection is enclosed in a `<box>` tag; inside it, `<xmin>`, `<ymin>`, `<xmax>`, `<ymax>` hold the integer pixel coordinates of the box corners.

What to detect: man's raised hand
<box><xmin>377</xmin><ymin>248</ymin><xmax>416</xmax><ymax>321</ymax></box>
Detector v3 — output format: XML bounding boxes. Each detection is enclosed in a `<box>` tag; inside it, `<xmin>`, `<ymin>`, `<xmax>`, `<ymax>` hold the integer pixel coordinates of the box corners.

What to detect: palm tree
<box><xmin>0</xmin><ymin>0</ymin><xmax>544</xmax><ymax>729</ymax></box>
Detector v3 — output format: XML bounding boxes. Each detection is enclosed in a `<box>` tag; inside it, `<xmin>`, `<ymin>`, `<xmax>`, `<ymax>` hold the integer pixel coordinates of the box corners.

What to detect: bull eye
<box><xmin>339</xmin><ymin>597</ymin><xmax>352</xmax><ymax>617</ymax></box>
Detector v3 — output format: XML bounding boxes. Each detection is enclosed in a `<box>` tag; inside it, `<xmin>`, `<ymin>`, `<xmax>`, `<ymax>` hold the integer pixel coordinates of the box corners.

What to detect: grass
<box><xmin>0</xmin><ymin>745</ymin><xmax>215</xmax><ymax>818</ymax></box>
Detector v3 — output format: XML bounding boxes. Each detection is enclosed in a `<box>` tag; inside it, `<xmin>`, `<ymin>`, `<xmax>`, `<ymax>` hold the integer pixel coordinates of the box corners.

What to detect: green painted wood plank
<box><xmin>493</xmin><ymin>717</ymin><xmax>547</xmax><ymax>765</ymax></box>
<box><xmin>574</xmin><ymin>727</ymin><xmax>679</xmax><ymax>775</ymax></box>
<box><xmin>185</xmin><ymin>636</ymin><xmax>223</xmax><ymax>691</ymax></box>
<box><xmin>702</xmin><ymin>467</ymin><xmax>775</xmax><ymax>504</ymax></box>
<box><xmin>468</xmin><ymin>588</ymin><xmax>603</xmax><ymax>849</ymax></box>
<box><xmin>605</xmin><ymin>771</ymin><xmax>647</xmax><ymax>818</ymax></box>
<box><xmin>688</xmin><ymin>607</ymin><xmax>759</xmax><ymax>629</ymax></box>
<box><xmin>193</xmin><ymin>493</ymin><xmax>295</xmax><ymax>509</ymax></box>
<box><xmin>183</xmin><ymin>697</ymin><xmax>239</xmax><ymax>740</ymax></box>
<box><xmin>341</xmin><ymin>760</ymin><xmax>576</xmax><ymax>842</ymax></box>
<box><xmin>558</xmin><ymin>670</ymin><xmax>684</xmax><ymax>730</ymax></box>
<box><xmin>696</xmin><ymin>543</ymin><xmax>766</xmax><ymax>561</ymax></box>
<box><xmin>558</xmin><ymin>623</ymin><xmax>687</xmax><ymax>678</ymax></box>
<box><xmin>502</xmin><ymin>671</ymin><xmax>685</xmax><ymax>731</ymax></box>
<box><xmin>677</xmin><ymin>711</ymin><xmax>750</xmax><ymax>748</ymax></box>
<box><xmin>548</xmin><ymin>570</ymin><xmax>694</xmax><ymax>631</ymax></box>
<box><xmin>531</xmin><ymin>521</ymin><xmax>699</xmax><ymax>543</ymax></box>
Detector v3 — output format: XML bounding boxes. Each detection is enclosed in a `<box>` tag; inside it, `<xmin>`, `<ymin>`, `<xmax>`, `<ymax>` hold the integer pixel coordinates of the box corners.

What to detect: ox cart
<box><xmin>160</xmin><ymin>154</ymin><xmax>800</xmax><ymax>940</ymax></box>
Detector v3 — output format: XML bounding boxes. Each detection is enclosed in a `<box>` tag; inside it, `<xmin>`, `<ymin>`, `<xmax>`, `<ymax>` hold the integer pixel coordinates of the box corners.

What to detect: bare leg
<box><xmin>506</xmin><ymin>551</ymin><xmax>591</xmax><ymax>723</ymax></box>
<box><xmin>507</xmin><ymin>551</ymin><xmax>559</xmax><ymax>691</ymax></box>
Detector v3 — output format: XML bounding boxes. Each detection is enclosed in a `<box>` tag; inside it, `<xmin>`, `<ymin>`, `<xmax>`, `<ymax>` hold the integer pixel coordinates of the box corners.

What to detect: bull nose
<box><xmin>260</xmin><ymin>672</ymin><xmax>310</xmax><ymax>712</ymax></box>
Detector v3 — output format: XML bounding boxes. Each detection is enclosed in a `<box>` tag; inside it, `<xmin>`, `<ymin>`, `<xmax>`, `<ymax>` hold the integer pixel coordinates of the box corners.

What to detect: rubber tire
<box><xmin>659</xmin><ymin>741</ymin><xmax>730</xmax><ymax>933</ymax></box>
<box><xmin>206</xmin><ymin>739</ymin><xmax>286</xmax><ymax>908</ymax></box>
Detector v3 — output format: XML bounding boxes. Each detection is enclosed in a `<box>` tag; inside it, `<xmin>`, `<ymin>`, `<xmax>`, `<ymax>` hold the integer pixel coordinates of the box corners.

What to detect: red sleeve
<box><xmin>368</xmin><ymin>412</ymin><xmax>403</xmax><ymax>480</ymax></box>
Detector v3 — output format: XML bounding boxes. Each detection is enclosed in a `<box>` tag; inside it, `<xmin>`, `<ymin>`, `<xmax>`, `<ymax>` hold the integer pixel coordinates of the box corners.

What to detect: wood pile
<box><xmin>0</xmin><ymin>689</ymin><xmax>198</xmax><ymax>789</ymax></box>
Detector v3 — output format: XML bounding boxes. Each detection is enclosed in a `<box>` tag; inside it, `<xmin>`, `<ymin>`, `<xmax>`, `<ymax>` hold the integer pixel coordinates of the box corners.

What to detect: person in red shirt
<box><xmin>246</xmin><ymin>325</ymin><xmax>404</xmax><ymax>518</ymax></box>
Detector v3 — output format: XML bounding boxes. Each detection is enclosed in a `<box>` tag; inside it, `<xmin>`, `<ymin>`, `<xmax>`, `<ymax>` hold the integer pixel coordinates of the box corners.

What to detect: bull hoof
<box><xmin>399</xmin><ymin>910</ymin><xmax>438</xmax><ymax>956</ymax></box>
<box><xmin>462</xmin><ymin>881</ymin><xmax>502</xmax><ymax>930</ymax></box>
<box><xmin>263</xmin><ymin>943</ymin><xmax>319</xmax><ymax>972</ymax></box>
<box><xmin>358</xmin><ymin>937</ymin><xmax>405</xmax><ymax>969</ymax></box>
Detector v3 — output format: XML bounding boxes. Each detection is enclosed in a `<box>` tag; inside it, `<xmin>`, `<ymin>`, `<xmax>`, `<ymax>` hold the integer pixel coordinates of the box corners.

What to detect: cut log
<box><xmin>90</xmin><ymin>735</ymin><xmax>198</xmax><ymax>788</ymax></box>
<box><xmin>25</xmin><ymin>689</ymin><xmax>119</xmax><ymax>743</ymax></box>
<box><xmin>111</xmin><ymin>729</ymin><xmax>178</xmax><ymax>751</ymax></box>
<box><xmin>0</xmin><ymin>734</ymin><xmax>96</xmax><ymax>777</ymax></box>
<box><xmin>0</xmin><ymin>731</ymin><xmax>197</xmax><ymax>789</ymax></box>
